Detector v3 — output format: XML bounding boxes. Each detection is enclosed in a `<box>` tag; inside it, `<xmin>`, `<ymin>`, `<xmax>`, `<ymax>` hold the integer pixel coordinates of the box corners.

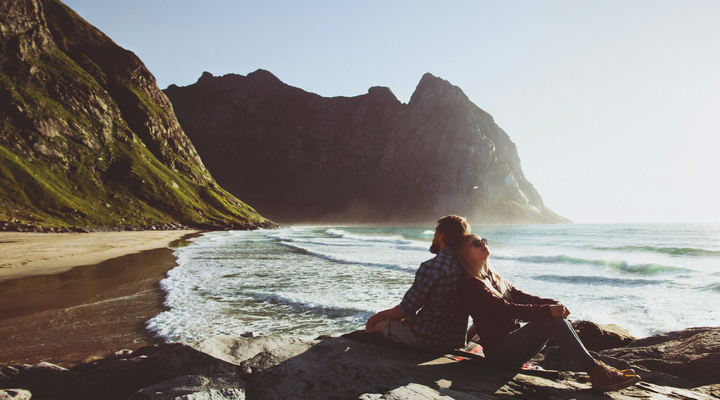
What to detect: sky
<box><xmin>61</xmin><ymin>0</ymin><xmax>720</xmax><ymax>224</ymax></box>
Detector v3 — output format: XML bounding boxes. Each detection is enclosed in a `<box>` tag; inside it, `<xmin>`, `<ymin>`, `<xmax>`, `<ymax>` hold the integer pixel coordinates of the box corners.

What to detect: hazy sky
<box><xmin>61</xmin><ymin>0</ymin><xmax>720</xmax><ymax>224</ymax></box>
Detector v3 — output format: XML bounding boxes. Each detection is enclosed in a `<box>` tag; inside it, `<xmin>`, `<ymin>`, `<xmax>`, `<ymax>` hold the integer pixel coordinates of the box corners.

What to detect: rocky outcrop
<box><xmin>0</xmin><ymin>0</ymin><xmax>276</xmax><ymax>230</ymax></box>
<box><xmin>2</xmin><ymin>326</ymin><xmax>719</xmax><ymax>399</ymax></box>
<box><xmin>164</xmin><ymin>71</ymin><xmax>569</xmax><ymax>225</ymax></box>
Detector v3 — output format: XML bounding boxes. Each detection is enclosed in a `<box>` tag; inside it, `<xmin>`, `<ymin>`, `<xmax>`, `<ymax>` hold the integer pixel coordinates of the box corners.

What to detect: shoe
<box><xmin>597</xmin><ymin>361</ymin><xmax>637</xmax><ymax>377</ymax></box>
<box><xmin>590</xmin><ymin>362</ymin><xmax>641</xmax><ymax>392</ymax></box>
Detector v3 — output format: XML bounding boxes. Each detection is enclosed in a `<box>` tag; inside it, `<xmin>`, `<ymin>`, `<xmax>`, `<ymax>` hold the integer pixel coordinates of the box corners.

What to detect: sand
<box><xmin>0</xmin><ymin>230</ymin><xmax>200</xmax><ymax>367</ymax></box>
<box><xmin>0</xmin><ymin>230</ymin><xmax>199</xmax><ymax>282</ymax></box>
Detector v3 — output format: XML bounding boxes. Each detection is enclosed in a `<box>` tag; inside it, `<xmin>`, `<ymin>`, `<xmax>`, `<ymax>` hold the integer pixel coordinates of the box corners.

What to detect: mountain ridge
<box><xmin>165</xmin><ymin>70</ymin><xmax>568</xmax><ymax>225</ymax></box>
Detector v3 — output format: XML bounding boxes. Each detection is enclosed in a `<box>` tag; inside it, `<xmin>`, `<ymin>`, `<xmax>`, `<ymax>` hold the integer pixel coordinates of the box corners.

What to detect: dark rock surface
<box><xmin>0</xmin><ymin>0</ymin><xmax>275</xmax><ymax>230</ymax></box>
<box><xmin>164</xmin><ymin>71</ymin><xmax>570</xmax><ymax>225</ymax></box>
<box><xmin>601</xmin><ymin>327</ymin><xmax>720</xmax><ymax>385</ymax></box>
<box><xmin>1</xmin><ymin>327</ymin><xmax>719</xmax><ymax>399</ymax></box>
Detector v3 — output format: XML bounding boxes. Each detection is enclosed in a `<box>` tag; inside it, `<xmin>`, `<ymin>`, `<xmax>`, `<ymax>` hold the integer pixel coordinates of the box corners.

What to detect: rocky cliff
<box><xmin>165</xmin><ymin>70</ymin><xmax>569</xmax><ymax>224</ymax></box>
<box><xmin>0</xmin><ymin>0</ymin><xmax>275</xmax><ymax>231</ymax></box>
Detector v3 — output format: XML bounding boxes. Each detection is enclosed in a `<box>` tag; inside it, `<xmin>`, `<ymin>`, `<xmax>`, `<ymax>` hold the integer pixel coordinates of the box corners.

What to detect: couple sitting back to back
<box><xmin>365</xmin><ymin>215</ymin><xmax>641</xmax><ymax>393</ymax></box>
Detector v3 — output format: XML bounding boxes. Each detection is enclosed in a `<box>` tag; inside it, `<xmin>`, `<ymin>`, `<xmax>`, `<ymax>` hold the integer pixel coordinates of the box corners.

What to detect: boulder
<box><xmin>0</xmin><ymin>389</ymin><xmax>32</xmax><ymax>400</ymax></box>
<box><xmin>572</xmin><ymin>320</ymin><xmax>637</xmax><ymax>352</ymax></box>
<box><xmin>358</xmin><ymin>382</ymin><xmax>480</xmax><ymax>400</ymax></box>
<box><xmin>0</xmin><ymin>362</ymin><xmax>79</xmax><ymax>399</ymax></box>
<box><xmin>601</xmin><ymin>327</ymin><xmax>720</xmax><ymax>386</ymax></box>
<box><xmin>127</xmin><ymin>374</ymin><xmax>245</xmax><ymax>400</ymax></box>
<box><xmin>0</xmin><ymin>336</ymin><xmax>316</xmax><ymax>400</ymax></box>
<box><xmin>1</xmin><ymin>343</ymin><xmax>242</xmax><ymax>400</ymax></box>
<box><xmin>188</xmin><ymin>335</ymin><xmax>317</xmax><ymax>366</ymax></box>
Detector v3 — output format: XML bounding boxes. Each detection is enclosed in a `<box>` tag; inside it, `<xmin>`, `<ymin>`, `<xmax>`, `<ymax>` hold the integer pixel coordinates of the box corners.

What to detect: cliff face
<box><xmin>0</xmin><ymin>0</ymin><xmax>275</xmax><ymax>230</ymax></box>
<box><xmin>165</xmin><ymin>70</ymin><xmax>569</xmax><ymax>224</ymax></box>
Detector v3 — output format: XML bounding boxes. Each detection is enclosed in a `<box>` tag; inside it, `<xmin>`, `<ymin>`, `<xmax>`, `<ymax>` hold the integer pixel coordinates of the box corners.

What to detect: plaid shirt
<box><xmin>399</xmin><ymin>247</ymin><xmax>468</xmax><ymax>351</ymax></box>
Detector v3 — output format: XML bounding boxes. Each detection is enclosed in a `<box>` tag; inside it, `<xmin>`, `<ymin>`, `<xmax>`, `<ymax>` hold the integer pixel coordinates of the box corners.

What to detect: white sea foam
<box><xmin>148</xmin><ymin>223</ymin><xmax>720</xmax><ymax>341</ymax></box>
<box><xmin>275</xmin><ymin>241</ymin><xmax>419</xmax><ymax>272</ymax></box>
<box><xmin>324</xmin><ymin>228</ymin><xmax>413</xmax><ymax>245</ymax></box>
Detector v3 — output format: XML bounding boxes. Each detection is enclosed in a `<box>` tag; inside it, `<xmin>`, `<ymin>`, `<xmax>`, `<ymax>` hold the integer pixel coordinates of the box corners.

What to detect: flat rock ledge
<box><xmin>1</xmin><ymin>325</ymin><xmax>719</xmax><ymax>400</ymax></box>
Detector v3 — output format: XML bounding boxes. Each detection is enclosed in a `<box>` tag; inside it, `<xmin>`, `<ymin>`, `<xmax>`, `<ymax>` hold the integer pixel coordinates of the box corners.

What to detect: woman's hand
<box><xmin>549</xmin><ymin>303</ymin><xmax>571</xmax><ymax>318</ymax></box>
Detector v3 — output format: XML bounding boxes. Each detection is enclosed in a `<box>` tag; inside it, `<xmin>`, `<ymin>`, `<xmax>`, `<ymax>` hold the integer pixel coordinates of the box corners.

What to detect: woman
<box><xmin>457</xmin><ymin>234</ymin><xmax>640</xmax><ymax>393</ymax></box>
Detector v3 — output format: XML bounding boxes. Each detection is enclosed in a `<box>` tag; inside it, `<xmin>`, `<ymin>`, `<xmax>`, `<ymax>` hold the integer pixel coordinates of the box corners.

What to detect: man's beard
<box><xmin>429</xmin><ymin>239</ymin><xmax>440</xmax><ymax>254</ymax></box>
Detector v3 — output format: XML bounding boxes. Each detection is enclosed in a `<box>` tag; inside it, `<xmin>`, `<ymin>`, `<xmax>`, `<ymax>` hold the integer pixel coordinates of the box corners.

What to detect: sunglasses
<box><xmin>471</xmin><ymin>238</ymin><xmax>489</xmax><ymax>248</ymax></box>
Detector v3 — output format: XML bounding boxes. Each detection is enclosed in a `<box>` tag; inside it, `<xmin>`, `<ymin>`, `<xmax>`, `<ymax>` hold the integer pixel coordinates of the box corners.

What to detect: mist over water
<box><xmin>147</xmin><ymin>223</ymin><xmax>720</xmax><ymax>343</ymax></box>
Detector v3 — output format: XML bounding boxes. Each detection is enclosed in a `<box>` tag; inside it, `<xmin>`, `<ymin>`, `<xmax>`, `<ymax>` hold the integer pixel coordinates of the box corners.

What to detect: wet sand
<box><xmin>0</xmin><ymin>231</ymin><xmax>199</xmax><ymax>367</ymax></box>
<box><xmin>0</xmin><ymin>231</ymin><xmax>199</xmax><ymax>282</ymax></box>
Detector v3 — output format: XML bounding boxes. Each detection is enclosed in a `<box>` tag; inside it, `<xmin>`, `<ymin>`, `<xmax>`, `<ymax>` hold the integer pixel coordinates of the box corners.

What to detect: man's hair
<box><xmin>436</xmin><ymin>215</ymin><xmax>470</xmax><ymax>248</ymax></box>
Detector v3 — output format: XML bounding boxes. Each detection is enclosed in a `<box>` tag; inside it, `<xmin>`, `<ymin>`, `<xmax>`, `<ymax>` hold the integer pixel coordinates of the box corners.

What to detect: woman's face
<box><xmin>468</xmin><ymin>236</ymin><xmax>490</xmax><ymax>263</ymax></box>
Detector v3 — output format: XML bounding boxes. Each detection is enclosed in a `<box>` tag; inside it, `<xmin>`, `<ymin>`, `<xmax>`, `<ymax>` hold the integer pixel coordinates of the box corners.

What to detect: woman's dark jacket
<box><xmin>462</xmin><ymin>276</ymin><xmax>557</xmax><ymax>349</ymax></box>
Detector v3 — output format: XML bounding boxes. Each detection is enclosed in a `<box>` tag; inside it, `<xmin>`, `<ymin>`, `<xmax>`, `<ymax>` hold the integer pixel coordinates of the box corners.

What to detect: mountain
<box><xmin>164</xmin><ymin>70</ymin><xmax>569</xmax><ymax>224</ymax></box>
<box><xmin>0</xmin><ymin>0</ymin><xmax>276</xmax><ymax>231</ymax></box>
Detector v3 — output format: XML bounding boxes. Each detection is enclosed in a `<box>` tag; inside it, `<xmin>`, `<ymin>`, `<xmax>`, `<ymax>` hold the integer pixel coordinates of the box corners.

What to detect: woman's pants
<box><xmin>482</xmin><ymin>317</ymin><xmax>599</xmax><ymax>373</ymax></box>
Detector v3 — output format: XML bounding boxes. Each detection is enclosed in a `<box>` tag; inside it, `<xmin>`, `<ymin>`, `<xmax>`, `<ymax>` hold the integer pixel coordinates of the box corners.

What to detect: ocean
<box><xmin>147</xmin><ymin>223</ymin><xmax>720</xmax><ymax>343</ymax></box>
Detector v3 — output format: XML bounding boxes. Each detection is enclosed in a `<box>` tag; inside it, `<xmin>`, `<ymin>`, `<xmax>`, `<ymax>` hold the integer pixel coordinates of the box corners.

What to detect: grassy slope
<box><xmin>0</xmin><ymin>0</ymin><xmax>274</xmax><ymax>229</ymax></box>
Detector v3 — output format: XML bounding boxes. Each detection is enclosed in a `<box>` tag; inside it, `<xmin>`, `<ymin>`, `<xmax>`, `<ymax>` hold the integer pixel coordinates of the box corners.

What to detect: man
<box><xmin>365</xmin><ymin>215</ymin><xmax>470</xmax><ymax>352</ymax></box>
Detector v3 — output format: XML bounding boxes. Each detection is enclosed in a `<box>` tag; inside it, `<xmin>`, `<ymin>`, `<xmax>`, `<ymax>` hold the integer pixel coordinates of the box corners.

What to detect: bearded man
<box><xmin>365</xmin><ymin>215</ymin><xmax>470</xmax><ymax>352</ymax></box>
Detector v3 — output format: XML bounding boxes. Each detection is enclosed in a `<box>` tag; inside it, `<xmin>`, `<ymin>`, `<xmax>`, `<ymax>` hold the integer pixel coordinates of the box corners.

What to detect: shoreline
<box><xmin>0</xmin><ymin>231</ymin><xmax>200</xmax><ymax>367</ymax></box>
<box><xmin>0</xmin><ymin>230</ymin><xmax>200</xmax><ymax>282</ymax></box>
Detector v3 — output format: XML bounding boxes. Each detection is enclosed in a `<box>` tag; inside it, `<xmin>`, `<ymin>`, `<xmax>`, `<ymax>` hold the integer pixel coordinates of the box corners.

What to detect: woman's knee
<box><xmin>547</xmin><ymin>316</ymin><xmax>571</xmax><ymax>327</ymax></box>
<box><xmin>531</xmin><ymin>316</ymin><xmax>567</xmax><ymax>331</ymax></box>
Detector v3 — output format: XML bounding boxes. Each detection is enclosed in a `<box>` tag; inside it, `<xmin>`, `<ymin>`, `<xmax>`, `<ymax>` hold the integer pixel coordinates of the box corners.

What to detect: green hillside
<box><xmin>0</xmin><ymin>0</ymin><xmax>276</xmax><ymax>231</ymax></box>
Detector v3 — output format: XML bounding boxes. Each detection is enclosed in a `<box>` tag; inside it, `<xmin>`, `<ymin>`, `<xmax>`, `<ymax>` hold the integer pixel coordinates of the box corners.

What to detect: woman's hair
<box><xmin>456</xmin><ymin>234</ymin><xmax>513</xmax><ymax>301</ymax></box>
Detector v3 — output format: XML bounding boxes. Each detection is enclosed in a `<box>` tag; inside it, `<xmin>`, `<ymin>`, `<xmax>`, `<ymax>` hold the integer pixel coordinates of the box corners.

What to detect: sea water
<box><xmin>147</xmin><ymin>223</ymin><xmax>720</xmax><ymax>342</ymax></box>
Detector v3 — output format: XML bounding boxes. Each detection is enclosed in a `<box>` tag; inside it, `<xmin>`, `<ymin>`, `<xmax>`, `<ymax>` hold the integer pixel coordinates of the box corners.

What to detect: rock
<box><xmin>1</xmin><ymin>343</ymin><xmax>242</xmax><ymax>400</ymax></box>
<box><xmin>358</xmin><ymin>382</ymin><xmax>480</xmax><ymax>400</ymax></box>
<box><xmin>188</xmin><ymin>335</ymin><xmax>317</xmax><ymax>367</ymax></box>
<box><xmin>0</xmin><ymin>389</ymin><xmax>32</xmax><ymax>400</ymax></box>
<box><xmin>164</xmin><ymin>71</ymin><xmax>570</xmax><ymax>225</ymax></box>
<box><xmin>572</xmin><ymin>320</ymin><xmax>637</xmax><ymax>351</ymax></box>
<box><xmin>0</xmin><ymin>362</ymin><xmax>79</xmax><ymax>399</ymax></box>
<box><xmin>600</xmin><ymin>327</ymin><xmax>720</xmax><ymax>386</ymax></box>
<box><xmin>0</xmin><ymin>335</ymin><xmax>316</xmax><ymax>400</ymax></box>
<box><xmin>128</xmin><ymin>374</ymin><xmax>245</xmax><ymax>400</ymax></box>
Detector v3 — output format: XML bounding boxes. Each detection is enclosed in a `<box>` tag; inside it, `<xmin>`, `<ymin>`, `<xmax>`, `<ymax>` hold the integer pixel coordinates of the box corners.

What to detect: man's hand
<box><xmin>549</xmin><ymin>303</ymin><xmax>571</xmax><ymax>319</ymax></box>
<box><xmin>365</xmin><ymin>305</ymin><xmax>404</xmax><ymax>333</ymax></box>
<box><xmin>365</xmin><ymin>312</ymin><xmax>386</xmax><ymax>331</ymax></box>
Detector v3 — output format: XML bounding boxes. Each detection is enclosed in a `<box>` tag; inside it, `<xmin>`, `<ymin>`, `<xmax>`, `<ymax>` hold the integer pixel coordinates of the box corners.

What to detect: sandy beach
<box><xmin>0</xmin><ymin>230</ymin><xmax>200</xmax><ymax>367</ymax></box>
<box><xmin>0</xmin><ymin>231</ymin><xmax>199</xmax><ymax>282</ymax></box>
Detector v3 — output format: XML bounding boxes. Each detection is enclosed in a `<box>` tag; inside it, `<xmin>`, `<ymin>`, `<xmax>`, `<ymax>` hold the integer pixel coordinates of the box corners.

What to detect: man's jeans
<box><xmin>482</xmin><ymin>317</ymin><xmax>599</xmax><ymax>373</ymax></box>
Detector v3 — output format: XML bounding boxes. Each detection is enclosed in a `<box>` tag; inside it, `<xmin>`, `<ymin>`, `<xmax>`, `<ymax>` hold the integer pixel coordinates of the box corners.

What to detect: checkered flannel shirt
<box><xmin>399</xmin><ymin>247</ymin><xmax>468</xmax><ymax>351</ymax></box>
